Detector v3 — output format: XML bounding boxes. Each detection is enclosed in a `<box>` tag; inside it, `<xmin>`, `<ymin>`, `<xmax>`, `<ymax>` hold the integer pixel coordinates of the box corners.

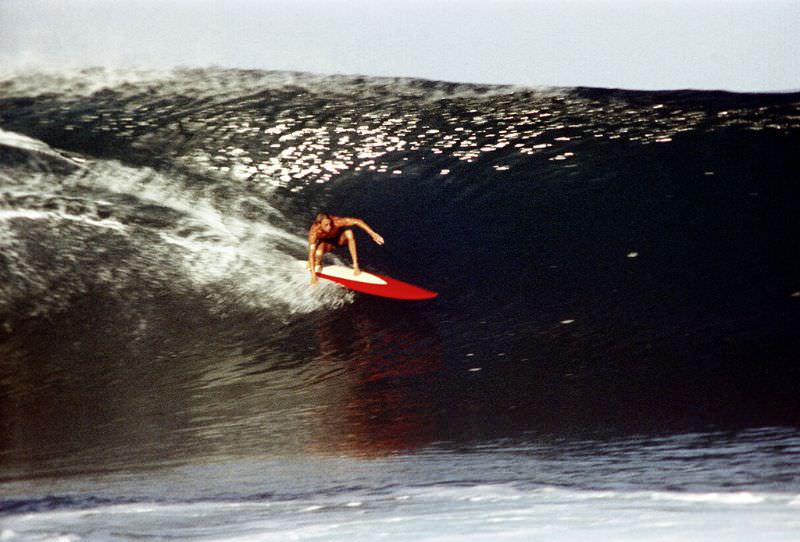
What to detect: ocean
<box><xmin>1</xmin><ymin>67</ymin><xmax>799</xmax><ymax>540</ymax></box>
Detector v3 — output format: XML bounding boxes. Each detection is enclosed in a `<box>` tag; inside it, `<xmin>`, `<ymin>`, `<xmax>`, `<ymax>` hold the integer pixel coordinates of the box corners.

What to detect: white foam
<box><xmin>0</xmin><ymin>67</ymin><xmax>178</xmax><ymax>99</ymax></box>
<box><xmin>648</xmin><ymin>491</ymin><xmax>765</xmax><ymax>505</ymax></box>
<box><xmin>4</xmin><ymin>484</ymin><xmax>799</xmax><ymax>542</ymax></box>
<box><xmin>2</xmin><ymin>155</ymin><xmax>352</xmax><ymax>315</ymax></box>
<box><xmin>83</xmin><ymin>161</ymin><xmax>354</xmax><ymax>312</ymax></box>
<box><xmin>0</xmin><ymin>209</ymin><xmax>126</xmax><ymax>232</ymax></box>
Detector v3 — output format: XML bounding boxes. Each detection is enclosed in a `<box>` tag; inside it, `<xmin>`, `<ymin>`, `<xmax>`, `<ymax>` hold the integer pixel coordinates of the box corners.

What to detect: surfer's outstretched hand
<box><xmin>372</xmin><ymin>233</ymin><xmax>384</xmax><ymax>245</ymax></box>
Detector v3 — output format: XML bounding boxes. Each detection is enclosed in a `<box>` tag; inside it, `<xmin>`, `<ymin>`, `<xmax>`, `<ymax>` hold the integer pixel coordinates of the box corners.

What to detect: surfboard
<box><xmin>316</xmin><ymin>265</ymin><xmax>438</xmax><ymax>300</ymax></box>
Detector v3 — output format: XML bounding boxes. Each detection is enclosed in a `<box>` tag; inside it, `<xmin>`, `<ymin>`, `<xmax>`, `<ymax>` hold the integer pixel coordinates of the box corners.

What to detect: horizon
<box><xmin>1</xmin><ymin>0</ymin><xmax>799</xmax><ymax>92</ymax></box>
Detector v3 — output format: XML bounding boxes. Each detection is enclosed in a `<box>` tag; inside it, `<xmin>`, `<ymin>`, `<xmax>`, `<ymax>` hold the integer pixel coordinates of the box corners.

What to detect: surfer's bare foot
<box><xmin>353</xmin><ymin>266</ymin><xmax>361</xmax><ymax>275</ymax></box>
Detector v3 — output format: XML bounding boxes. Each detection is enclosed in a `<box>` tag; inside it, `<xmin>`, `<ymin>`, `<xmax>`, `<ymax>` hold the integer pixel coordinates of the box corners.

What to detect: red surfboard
<box><xmin>316</xmin><ymin>265</ymin><xmax>438</xmax><ymax>300</ymax></box>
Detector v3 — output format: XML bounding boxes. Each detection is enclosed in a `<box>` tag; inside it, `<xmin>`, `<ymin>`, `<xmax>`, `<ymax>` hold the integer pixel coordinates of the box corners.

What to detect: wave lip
<box><xmin>0</xmin><ymin>128</ymin><xmax>87</xmax><ymax>174</ymax></box>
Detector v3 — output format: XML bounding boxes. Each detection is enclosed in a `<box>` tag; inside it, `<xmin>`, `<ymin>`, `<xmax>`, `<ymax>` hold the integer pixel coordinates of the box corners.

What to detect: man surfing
<box><xmin>307</xmin><ymin>212</ymin><xmax>384</xmax><ymax>285</ymax></box>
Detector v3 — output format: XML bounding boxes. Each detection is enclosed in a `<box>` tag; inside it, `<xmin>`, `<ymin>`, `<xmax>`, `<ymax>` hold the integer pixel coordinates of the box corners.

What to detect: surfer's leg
<box><xmin>340</xmin><ymin>229</ymin><xmax>360</xmax><ymax>274</ymax></box>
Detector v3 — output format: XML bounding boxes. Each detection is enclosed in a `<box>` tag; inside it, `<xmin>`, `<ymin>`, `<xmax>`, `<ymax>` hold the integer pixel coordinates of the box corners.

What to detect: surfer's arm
<box><xmin>340</xmin><ymin>218</ymin><xmax>384</xmax><ymax>245</ymax></box>
<box><xmin>307</xmin><ymin>231</ymin><xmax>319</xmax><ymax>283</ymax></box>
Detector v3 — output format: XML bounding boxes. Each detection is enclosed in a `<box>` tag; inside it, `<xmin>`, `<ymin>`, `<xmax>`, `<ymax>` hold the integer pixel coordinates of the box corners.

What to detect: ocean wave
<box><xmin>1</xmin><ymin>68</ymin><xmax>799</xmax><ymax>465</ymax></box>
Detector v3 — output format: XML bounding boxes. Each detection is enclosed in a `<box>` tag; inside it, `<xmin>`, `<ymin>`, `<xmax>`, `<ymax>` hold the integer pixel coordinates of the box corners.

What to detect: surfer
<box><xmin>307</xmin><ymin>213</ymin><xmax>384</xmax><ymax>285</ymax></box>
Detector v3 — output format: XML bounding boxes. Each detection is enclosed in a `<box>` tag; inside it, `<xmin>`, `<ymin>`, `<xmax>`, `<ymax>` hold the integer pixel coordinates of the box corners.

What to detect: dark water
<box><xmin>1</xmin><ymin>68</ymin><xmax>799</xmax><ymax>539</ymax></box>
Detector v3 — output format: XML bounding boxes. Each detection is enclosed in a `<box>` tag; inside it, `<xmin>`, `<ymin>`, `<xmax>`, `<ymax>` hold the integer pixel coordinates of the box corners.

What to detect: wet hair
<box><xmin>314</xmin><ymin>212</ymin><xmax>331</xmax><ymax>224</ymax></box>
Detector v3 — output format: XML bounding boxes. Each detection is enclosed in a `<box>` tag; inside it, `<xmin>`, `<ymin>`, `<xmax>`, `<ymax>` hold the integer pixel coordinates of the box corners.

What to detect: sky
<box><xmin>1</xmin><ymin>0</ymin><xmax>799</xmax><ymax>91</ymax></box>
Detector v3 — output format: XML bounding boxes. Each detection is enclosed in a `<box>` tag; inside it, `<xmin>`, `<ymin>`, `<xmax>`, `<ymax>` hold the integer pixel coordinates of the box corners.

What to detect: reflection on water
<box><xmin>308</xmin><ymin>302</ymin><xmax>441</xmax><ymax>456</ymax></box>
<box><xmin>0</xmin><ymin>295</ymin><xmax>442</xmax><ymax>480</ymax></box>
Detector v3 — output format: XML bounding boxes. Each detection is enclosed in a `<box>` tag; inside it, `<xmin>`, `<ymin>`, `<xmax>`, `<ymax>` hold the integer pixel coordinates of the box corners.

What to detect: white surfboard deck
<box><xmin>295</xmin><ymin>260</ymin><xmax>388</xmax><ymax>285</ymax></box>
<box><xmin>317</xmin><ymin>264</ymin><xmax>388</xmax><ymax>285</ymax></box>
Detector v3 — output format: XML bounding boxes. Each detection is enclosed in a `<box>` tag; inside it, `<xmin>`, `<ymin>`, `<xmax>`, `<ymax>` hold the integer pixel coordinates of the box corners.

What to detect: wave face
<box><xmin>1</xmin><ymin>68</ymin><xmax>799</xmax><ymax>481</ymax></box>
